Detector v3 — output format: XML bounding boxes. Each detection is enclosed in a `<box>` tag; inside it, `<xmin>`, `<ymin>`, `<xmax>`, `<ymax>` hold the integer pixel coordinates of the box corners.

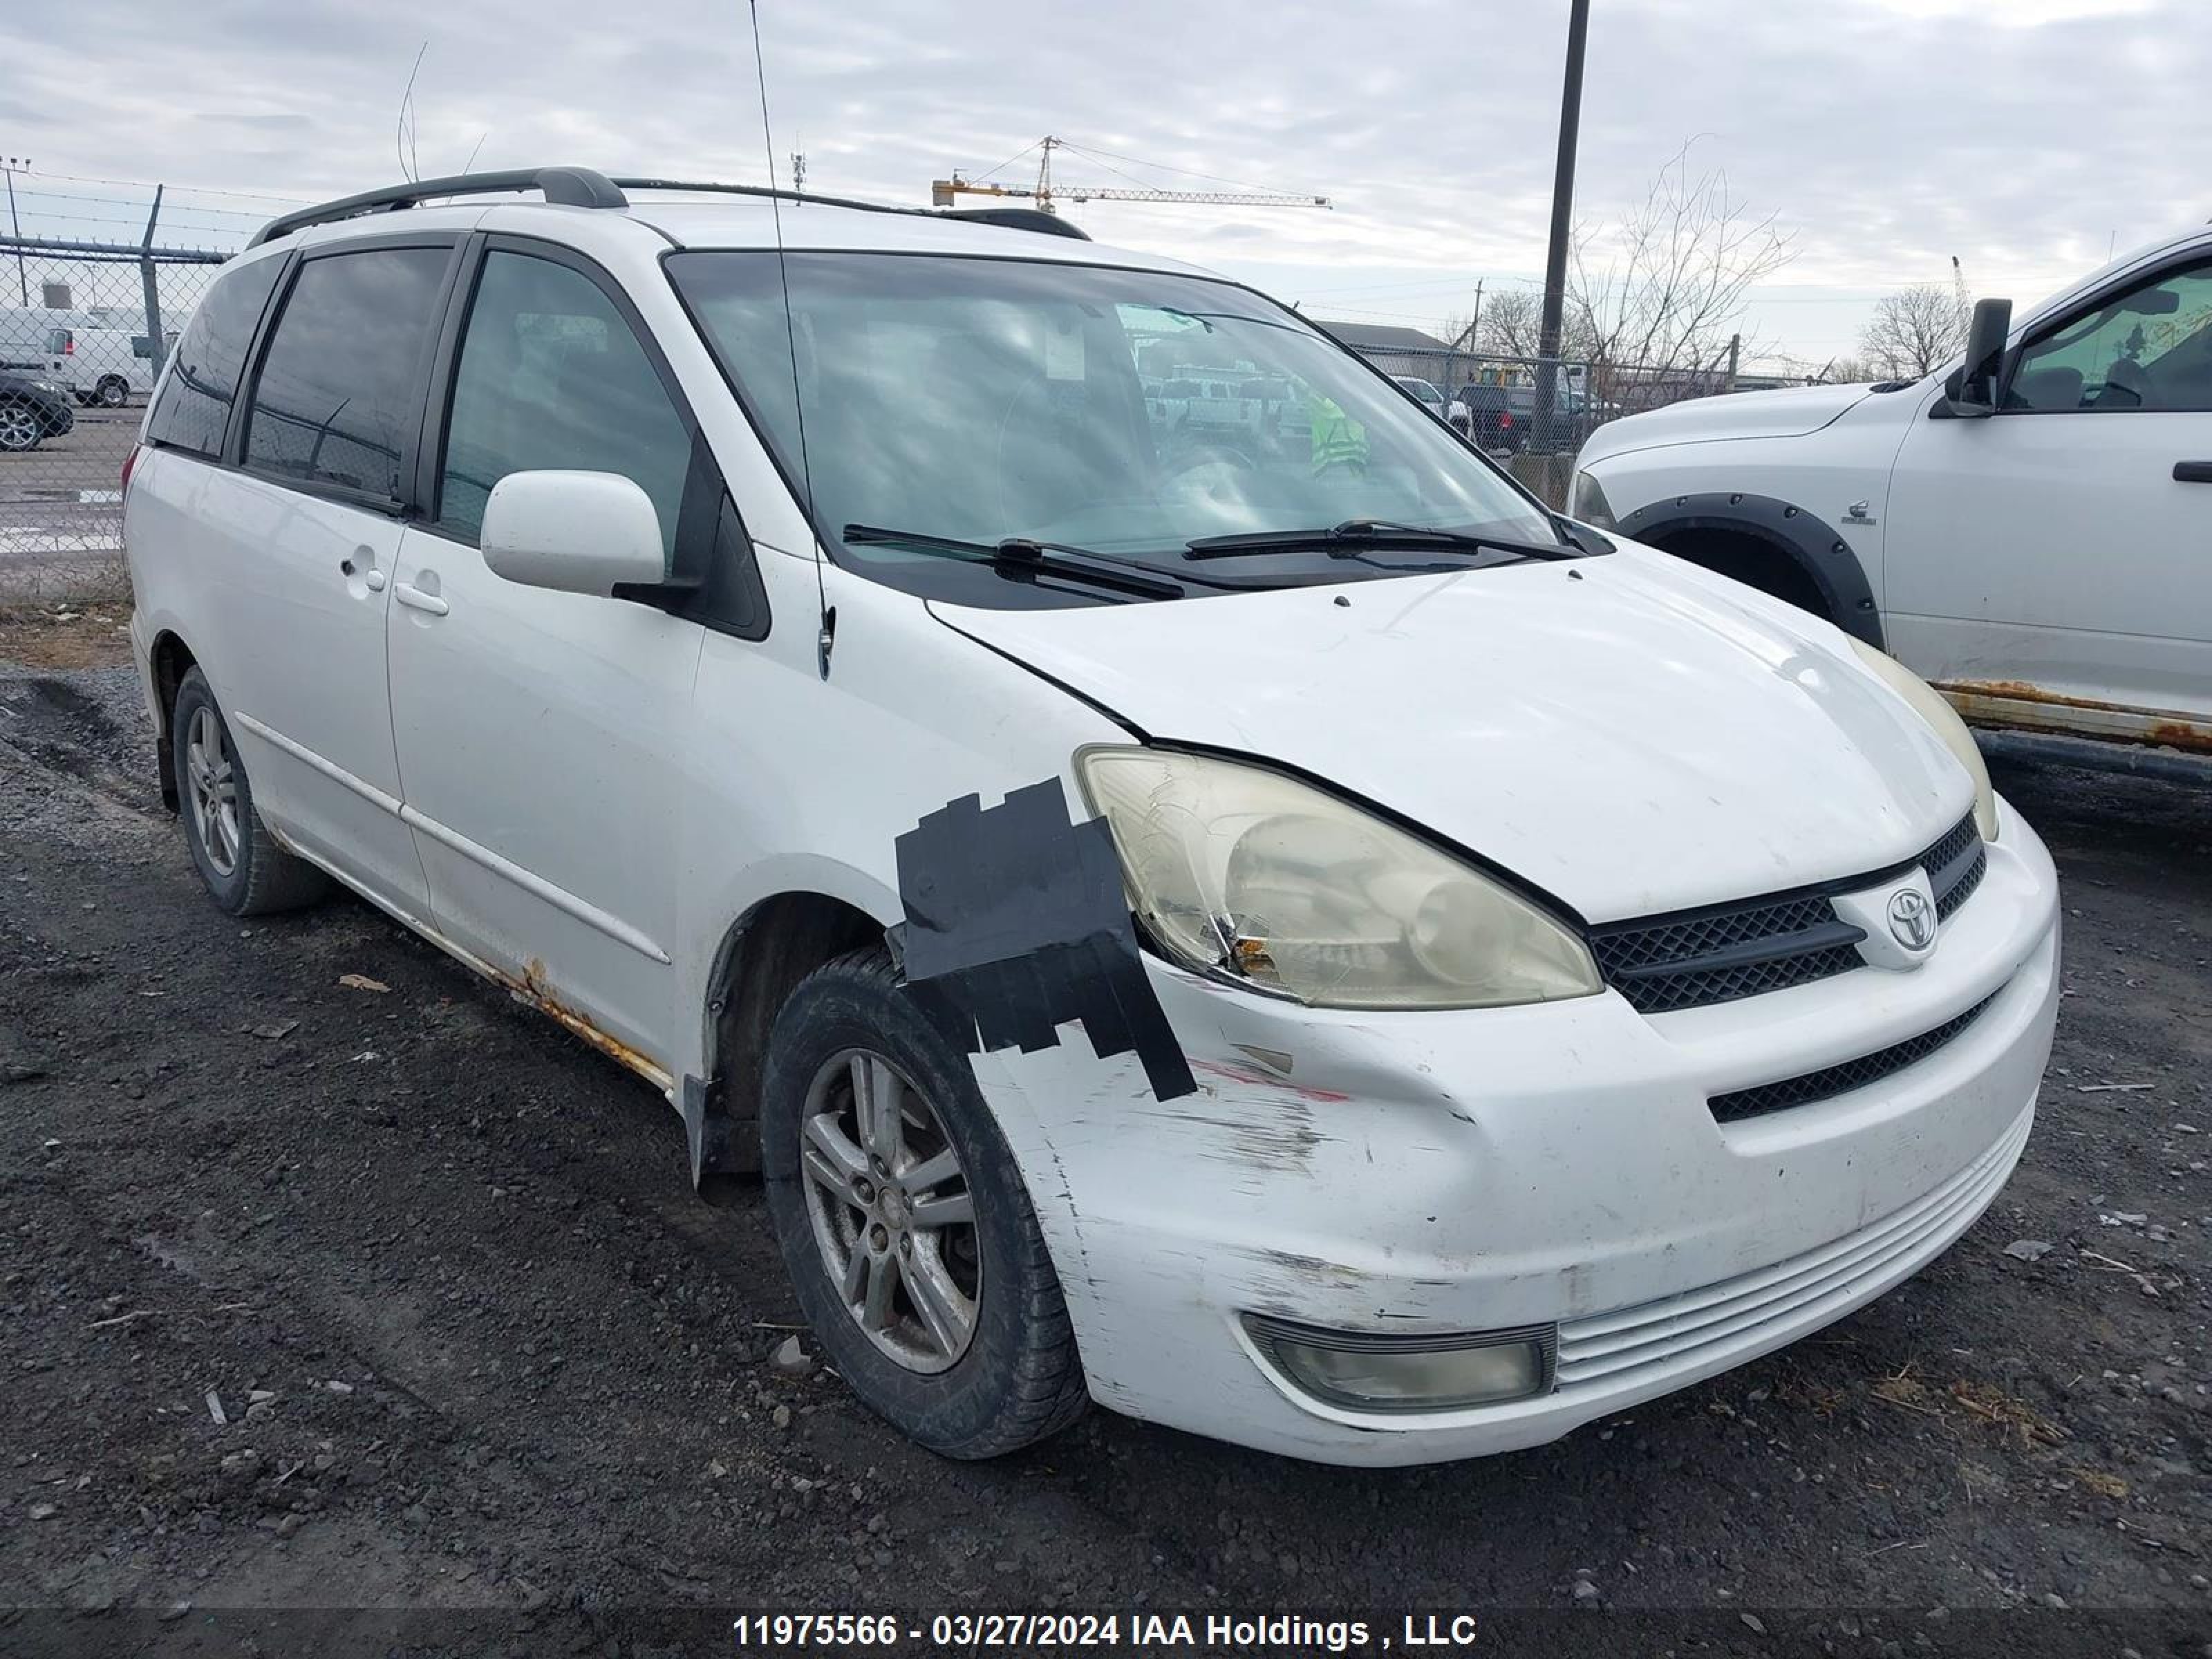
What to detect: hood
<box><xmin>1580</xmin><ymin>382</ymin><xmax>1875</xmax><ymax>463</ymax></box>
<box><xmin>931</xmin><ymin>547</ymin><xmax>1969</xmax><ymax>924</ymax></box>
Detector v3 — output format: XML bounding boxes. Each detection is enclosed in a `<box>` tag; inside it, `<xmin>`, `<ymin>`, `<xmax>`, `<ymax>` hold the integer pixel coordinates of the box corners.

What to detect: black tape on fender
<box><xmin>893</xmin><ymin>780</ymin><xmax>1198</xmax><ymax>1102</ymax></box>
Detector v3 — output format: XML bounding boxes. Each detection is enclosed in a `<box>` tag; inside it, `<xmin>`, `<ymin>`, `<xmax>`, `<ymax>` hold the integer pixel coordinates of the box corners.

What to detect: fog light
<box><xmin>1244</xmin><ymin>1315</ymin><xmax>1557</xmax><ymax>1413</ymax></box>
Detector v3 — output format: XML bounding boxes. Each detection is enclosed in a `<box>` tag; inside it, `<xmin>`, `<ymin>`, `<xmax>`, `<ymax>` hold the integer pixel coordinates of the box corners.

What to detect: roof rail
<box><xmin>610</xmin><ymin>178</ymin><xmax>1091</xmax><ymax>240</ymax></box>
<box><xmin>248</xmin><ymin>167</ymin><xmax>628</xmax><ymax>247</ymax></box>
<box><xmin>249</xmin><ymin>169</ymin><xmax>1095</xmax><ymax>250</ymax></box>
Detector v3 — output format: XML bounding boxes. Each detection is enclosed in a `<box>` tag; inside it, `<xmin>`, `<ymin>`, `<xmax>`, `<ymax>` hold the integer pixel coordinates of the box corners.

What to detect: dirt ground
<box><xmin>1</xmin><ymin>624</ymin><xmax>2206</xmax><ymax>1658</ymax></box>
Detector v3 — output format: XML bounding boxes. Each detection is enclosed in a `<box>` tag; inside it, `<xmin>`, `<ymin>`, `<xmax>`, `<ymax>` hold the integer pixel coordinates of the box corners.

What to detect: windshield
<box><xmin>667</xmin><ymin>252</ymin><xmax>1559</xmax><ymax>601</ymax></box>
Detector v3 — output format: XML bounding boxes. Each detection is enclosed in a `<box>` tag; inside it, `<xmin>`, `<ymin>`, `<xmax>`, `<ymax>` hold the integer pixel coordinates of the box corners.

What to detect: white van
<box><xmin>124</xmin><ymin>169</ymin><xmax>2060</xmax><ymax>1465</ymax></box>
<box><xmin>44</xmin><ymin>322</ymin><xmax>158</xmax><ymax>407</ymax></box>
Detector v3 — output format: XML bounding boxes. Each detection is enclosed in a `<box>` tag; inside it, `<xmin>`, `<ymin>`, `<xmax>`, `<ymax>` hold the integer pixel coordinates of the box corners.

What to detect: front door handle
<box><xmin>393</xmin><ymin>581</ymin><xmax>449</xmax><ymax>617</ymax></box>
<box><xmin>2175</xmin><ymin>460</ymin><xmax>2212</xmax><ymax>483</ymax></box>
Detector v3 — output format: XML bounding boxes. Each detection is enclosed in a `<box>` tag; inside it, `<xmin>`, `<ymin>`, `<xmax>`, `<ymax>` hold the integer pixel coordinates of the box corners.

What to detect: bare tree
<box><xmin>1565</xmin><ymin>141</ymin><xmax>1796</xmax><ymax>390</ymax></box>
<box><xmin>1472</xmin><ymin>288</ymin><xmax>1580</xmax><ymax>362</ymax></box>
<box><xmin>1859</xmin><ymin>281</ymin><xmax>1971</xmax><ymax>379</ymax></box>
<box><xmin>1819</xmin><ymin>354</ymin><xmax>1883</xmax><ymax>384</ymax></box>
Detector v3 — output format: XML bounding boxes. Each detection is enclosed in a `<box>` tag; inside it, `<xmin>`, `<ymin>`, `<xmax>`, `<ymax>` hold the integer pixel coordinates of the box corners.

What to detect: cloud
<box><xmin>0</xmin><ymin>0</ymin><xmax>2202</xmax><ymax>360</ymax></box>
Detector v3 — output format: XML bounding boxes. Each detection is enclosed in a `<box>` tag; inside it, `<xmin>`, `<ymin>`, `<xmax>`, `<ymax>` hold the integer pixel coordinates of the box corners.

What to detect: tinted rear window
<box><xmin>243</xmin><ymin>247</ymin><xmax>450</xmax><ymax>500</ymax></box>
<box><xmin>145</xmin><ymin>259</ymin><xmax>285</xmax><ymax>458</ymax></box>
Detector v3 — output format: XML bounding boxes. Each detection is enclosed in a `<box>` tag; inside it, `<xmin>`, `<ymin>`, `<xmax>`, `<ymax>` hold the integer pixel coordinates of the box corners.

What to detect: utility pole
<box><xmin>1725</xmin><ymin>330</ymin><xmax>1741</xmax><ymax>392</ymax></box>
<box><xmin>3</xmin><ymin>156</ymin><xmax>28</xmax><ymax>307</ymax></box>
<box><xmin>140</xmin><ymin>185</ymin><xmax>166</xmax><ymax>370</ymax></box>
<box><xmin>1533</xmin><ymin>0</ymin><xmax>1590</xmax><ymax>455</ymax></box>
<box><xmin>1445</xmin><ymin>280</ymin><xmax>1484</xmax><ymax>353</ymax></box>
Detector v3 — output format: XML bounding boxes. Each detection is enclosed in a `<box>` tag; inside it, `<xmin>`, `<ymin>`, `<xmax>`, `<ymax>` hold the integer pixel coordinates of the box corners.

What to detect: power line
<box><xmin>17</xmin><ymin>169</ymin><xmax>310</xmax><ymax>208</ymax></box>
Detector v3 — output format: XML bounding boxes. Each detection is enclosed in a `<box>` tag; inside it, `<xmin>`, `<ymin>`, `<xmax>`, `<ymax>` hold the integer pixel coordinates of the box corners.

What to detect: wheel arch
<box><xmin>1619</xmin><ymin>490</ymin><xmax>1883</xmax><ymax>647</ymax></box>
<box><xmin>148</xmin><ymin>628</ymin><xmax>200</xmax><ymax>812</ymax></box>
<box><xmin>688</xmin><ymin>888</ymin><xmax>890</xmax><ymax>1193</ymax></box>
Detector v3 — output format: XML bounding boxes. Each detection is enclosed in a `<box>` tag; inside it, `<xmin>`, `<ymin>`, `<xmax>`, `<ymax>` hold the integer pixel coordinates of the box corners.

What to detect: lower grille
<box><xmin>1555</xmin><ymin>1106</ymin><xmax>2031</xmax><ymax>1396</ymax></box>
<box><xmin>1591</xmin><ymin>811</ymin><xmax>1984</xmax><ymax>1015</ymax></box>
<box><xmin>1709</xmin><ymin>992</ymin><xmax>1998</xmax><ymax>1123</ymax></box>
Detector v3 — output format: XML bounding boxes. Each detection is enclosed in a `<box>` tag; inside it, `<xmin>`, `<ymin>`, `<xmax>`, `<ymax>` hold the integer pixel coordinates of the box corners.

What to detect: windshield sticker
<box><xmin>892</xmin><ymin>780</ymin><xmax>1197</xmax><ymax>1102</ymax></box>
<box><xmin>1044</xmin><ymin>323</ymin><xmax>1085</xmax><ymax>382</ymax></box>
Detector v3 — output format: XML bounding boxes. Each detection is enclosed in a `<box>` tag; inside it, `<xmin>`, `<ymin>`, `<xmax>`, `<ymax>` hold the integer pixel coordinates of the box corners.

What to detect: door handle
<box><xmin>393</xmin><ymin>581</ymin><xmax>449</xmax><ymax>617</ymax></box>
<box><xmin>2174</xmin><ymin>461</ymin><xmax>2212</xmax><ymax>483</ymax></box>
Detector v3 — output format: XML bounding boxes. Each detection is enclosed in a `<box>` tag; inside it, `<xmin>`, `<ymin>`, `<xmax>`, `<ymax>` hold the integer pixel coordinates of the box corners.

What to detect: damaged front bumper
<box><xmin>971</xmin><ymin>799</ymin><xmax>2059</xmax><ymax>1465</ymax></box>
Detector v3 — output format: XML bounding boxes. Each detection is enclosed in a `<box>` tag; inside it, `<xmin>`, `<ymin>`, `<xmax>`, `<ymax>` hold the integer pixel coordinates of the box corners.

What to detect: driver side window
<box><xmin>2008</xmin><ymin>259</ymin><xmax>2212</xmax><ymax>414</ymax></box>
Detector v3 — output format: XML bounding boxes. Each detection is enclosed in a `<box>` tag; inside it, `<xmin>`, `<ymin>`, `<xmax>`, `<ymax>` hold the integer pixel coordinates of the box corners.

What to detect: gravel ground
<box><xmin>0</xmin><ymin>633</ymin><xmax>2206</xmax><ymax>1658</ymax></box>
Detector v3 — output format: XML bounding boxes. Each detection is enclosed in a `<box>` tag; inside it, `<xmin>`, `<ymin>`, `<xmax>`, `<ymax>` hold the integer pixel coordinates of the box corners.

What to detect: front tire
<box><xmin>171</xmin><ymin>668</ymin><xmax>329</xmax><ymax>916</ymax></box>
<box><xmin>760</xmin><ymin>947</ymin><xmax>1089</xmax><ymax>1459</ymax></box>
<box><xmin>95</xmin><ymin>377</ymin><xmax>129</xmax><ymax>409</ymax></box>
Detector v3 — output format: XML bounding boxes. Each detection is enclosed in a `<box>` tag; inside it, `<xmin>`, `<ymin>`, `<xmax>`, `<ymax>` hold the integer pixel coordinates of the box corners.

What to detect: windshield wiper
<box><xmin>841</xmin><ymin>523</ymin><xmax>1187</xmax><ymax>600</ymax></box>
<box><xmin>1183</xmin><ymin>518</ymin><xmax>1579</xmax><ymax>563</ymax></box>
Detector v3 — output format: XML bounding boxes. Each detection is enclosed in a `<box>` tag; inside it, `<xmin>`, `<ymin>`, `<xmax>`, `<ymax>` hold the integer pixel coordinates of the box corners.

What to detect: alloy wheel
<box><xmin>798</xmin><ymin>1047</ymin><xmax>982</xmax><ymax>1374</ymax></box>
<box><xmin>183</xmin><ymin>704</ymin><xmax>241</xmax><ymax>877</ymax></box>
<box><xmin>0</xmin><ymin>403</ymin><xmax>38</xmax><ymax>451</ymax></box>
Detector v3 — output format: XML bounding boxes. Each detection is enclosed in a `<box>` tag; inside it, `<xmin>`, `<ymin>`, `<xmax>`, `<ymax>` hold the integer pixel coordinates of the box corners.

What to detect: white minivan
<box><xmin>125</xmin><ymin>169</ymin><xmax>2061</xmax><ymax>1465</ymax></box>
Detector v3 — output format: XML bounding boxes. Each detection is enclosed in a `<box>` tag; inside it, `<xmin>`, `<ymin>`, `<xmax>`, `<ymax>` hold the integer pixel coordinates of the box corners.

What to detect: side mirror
<box><xmin>1943</xmin><ymin>297</ymin><xmax>2014</xmax><ymax>418</ymax></box>
<box><xmin>480</xmin><ymin>470</ymin><xmax>666</xmax><ymax>598</ymax></box>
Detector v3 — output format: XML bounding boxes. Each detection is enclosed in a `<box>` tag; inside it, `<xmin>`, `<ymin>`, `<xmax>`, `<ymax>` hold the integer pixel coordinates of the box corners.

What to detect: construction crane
<box><xmin>932</xmin><ymin>135</ymin><xmax>1329</xmax><ymax>216</ymax></box>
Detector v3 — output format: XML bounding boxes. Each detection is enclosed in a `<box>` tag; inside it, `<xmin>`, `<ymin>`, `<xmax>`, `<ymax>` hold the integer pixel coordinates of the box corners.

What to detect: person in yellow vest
<box><xmin>1306</xmin><ymin>391</ymin><xmax>1369</xmax><ymax>475</ymax></box>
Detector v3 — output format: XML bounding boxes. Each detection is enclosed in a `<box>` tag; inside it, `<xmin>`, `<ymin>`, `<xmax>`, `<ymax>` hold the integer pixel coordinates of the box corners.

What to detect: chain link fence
<box><xmin>1</xmin><ymin>238</ymin><xmax>226</xmax><ymax>605</ymax></box>
<box><xmin>1344</xmin><ymin>342</ymin><xmax>1762</xmax><ymax>498</ymax></box>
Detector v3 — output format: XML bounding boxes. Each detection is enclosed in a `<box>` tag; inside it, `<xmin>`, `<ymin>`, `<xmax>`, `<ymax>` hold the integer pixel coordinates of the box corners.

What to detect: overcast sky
<box><xmin>3</xmin><ymin>0</ymin><xmax>2205</xmax><ymax>365</ymax></box>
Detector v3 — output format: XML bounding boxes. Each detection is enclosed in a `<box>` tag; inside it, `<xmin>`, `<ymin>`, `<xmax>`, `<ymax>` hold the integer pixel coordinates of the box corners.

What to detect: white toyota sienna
<box><xmin>123</xmin><ymin>169</ymin><xmax>2061</xmax><ymax>1465</ymax></box>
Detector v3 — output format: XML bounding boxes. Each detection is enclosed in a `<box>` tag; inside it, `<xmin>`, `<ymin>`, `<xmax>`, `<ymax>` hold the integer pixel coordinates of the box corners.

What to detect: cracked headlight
<box><xmin>1849</xmin><ymin>638</ymin><xmax>1998</xmax><ymax>841</ymax></box>
<box><xmin>1077</xmin><ymin>748</ymin><xmax>1601</xmax><ymax>1010</ymax></box>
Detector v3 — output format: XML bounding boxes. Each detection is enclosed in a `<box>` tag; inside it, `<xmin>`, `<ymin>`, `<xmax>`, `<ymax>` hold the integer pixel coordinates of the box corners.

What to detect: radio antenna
<box><xmin>746</xmin><ymin>0</ymin><xmax>830</xmax><ymax>674</ymax></box>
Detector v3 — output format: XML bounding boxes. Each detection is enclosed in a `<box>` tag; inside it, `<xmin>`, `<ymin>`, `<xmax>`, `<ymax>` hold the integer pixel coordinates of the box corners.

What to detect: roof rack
<box><xmin>248</xmin><ymin>167</ymin><xmax>628</xmax><ymax>247</ymax></box>
<box><xmin>250</xmin><ymin>169</ymin><xmax>1093</xmax><ymax>248</ymax></box>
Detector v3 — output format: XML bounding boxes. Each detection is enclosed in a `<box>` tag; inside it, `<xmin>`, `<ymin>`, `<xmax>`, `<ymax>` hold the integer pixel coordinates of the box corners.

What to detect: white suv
<box><xmin>1571</xmin><ymin>229</ymin><xmax>2212</xmax><ymax>771</ymax></box>
<box><xmin>125</xmin><ymin>168</ymin><xmax>2060</xmax><ymax>1465</ymax></box>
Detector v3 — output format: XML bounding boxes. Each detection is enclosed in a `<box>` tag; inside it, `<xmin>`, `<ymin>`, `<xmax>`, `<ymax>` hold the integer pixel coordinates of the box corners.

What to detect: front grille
<box><xmin>1924</xmin><ymin>813</ymin><xmax>1987</xmax><ymax>919</ymax></box>
<box><xmin>1591</xmin><ymin>811</ymin><xmax>1984</xmax><ymax>1016</ymax></box>
<box><xmin>1709</xmin><ymin>992</ymin><xmax>1998</xmax><ymax>1122</ymax></box>
<box><xmin>1591</xmin><ymin>898</ymin><xmax>1864</xmax><ymax>1015</ymax></box>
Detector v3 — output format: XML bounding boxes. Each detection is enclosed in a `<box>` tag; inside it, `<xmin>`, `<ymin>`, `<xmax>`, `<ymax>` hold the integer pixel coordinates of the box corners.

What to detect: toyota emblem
<box><xmin>1887</xmin><ymin>888</ymin><xmax>1935</xmax><ymax>951</ymax></box>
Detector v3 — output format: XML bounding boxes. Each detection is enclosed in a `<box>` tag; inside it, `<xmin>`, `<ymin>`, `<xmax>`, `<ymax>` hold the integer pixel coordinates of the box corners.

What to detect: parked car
<box><xmin>1461</xmin><ymin>373</ymin><xmax>1597</xmax><ymax>456</ymax></box>
<box><xmin>126</xmin><ymin>167</ymin><xmax>2059</xmax><ymax>1467</ymax></box>
<box><xmin>0</xmin><ymin>366</ymin><xmax>76</xmax><ymax>451</ymax></box>
<box><xmin>44</xmin><ymin>324</ymin><xmax>159</xmax><ymax>407</ymax></box>
<box><xmin>1571</xmin><ymin>229</ymin><xmax>2212</xmax><ymax>771</ymax></box>
<box><xmin>1390</xmin><ymin>374</ymin><xmax>1470</xmax><ymax>435</ymax></box>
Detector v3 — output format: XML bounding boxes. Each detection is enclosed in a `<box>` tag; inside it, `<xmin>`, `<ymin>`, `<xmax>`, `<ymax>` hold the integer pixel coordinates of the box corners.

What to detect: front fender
<box><xmin>1617</xmin><ymin>491</ymin><xmax>1883</xmax><ymax>648</ymax></box>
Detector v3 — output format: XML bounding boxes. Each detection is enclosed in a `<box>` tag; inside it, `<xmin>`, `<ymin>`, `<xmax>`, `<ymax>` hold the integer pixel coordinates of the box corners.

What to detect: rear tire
<box><xmin>0</xmin><ymin>400</ymin><xmax>41</xmax><ymax>452</ymax></box>
<box><xmin>171</xmin><ymin>668</ymin><xmax>330</xmax><ymax>916</ymax></box>
<box><xmin>760</xmin><ymin>946</ymin><xmax>1089</xmax><ymax>1459</ymax></box>
<box><xmin>95</xmin><ymin>377</ymin><xmax>129</xmax><ymax>409</ymax></box>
